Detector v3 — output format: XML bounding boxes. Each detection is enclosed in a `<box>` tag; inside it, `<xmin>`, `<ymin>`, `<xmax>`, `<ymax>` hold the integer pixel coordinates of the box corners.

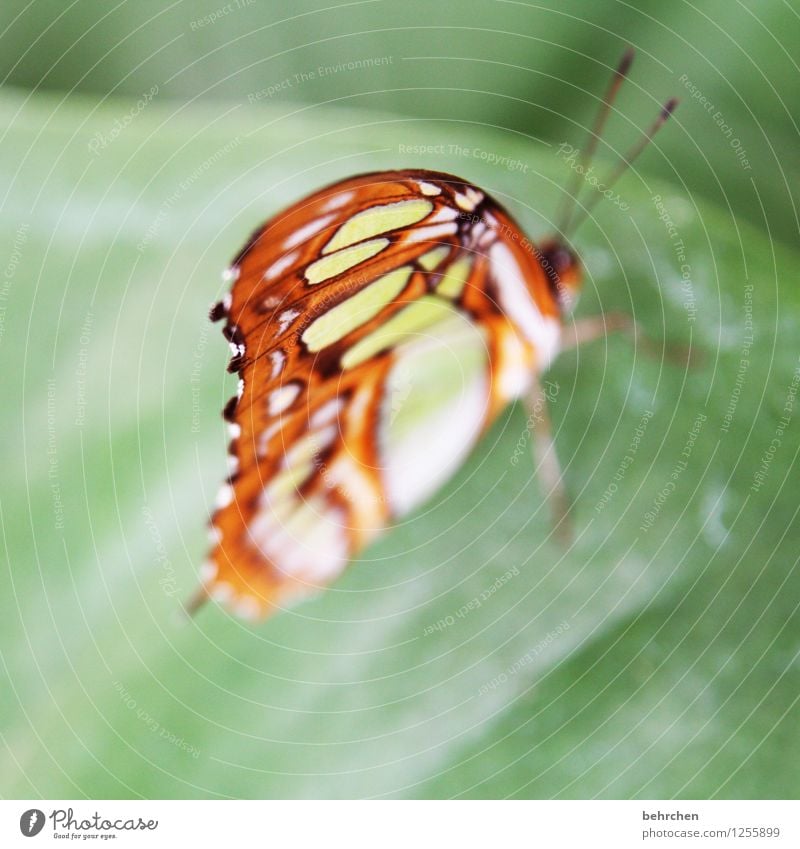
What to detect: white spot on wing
<box><xmin>234</xmin><ymin>597</ymin><xmax>260</xmax><ymax>620</ymax></box>
<box><xmin>282</xmin><ymin>423</ymin><xmax>338</xmax><ymax>470</ymax></box>
<box><xmin>310</xmin><ymin>397</ymin><xmax>343</xmax><ymax>428</ymax></box>
<box><xmin>278</xmin><ymin>308</ymin><xmax>299</xmax><ymax>334</ymax></box>
<box><xmin>283</xmin><ymin>214</ymin><xmax>335</xmax><ymax>249</ymax></box>
<box><xmin>222</xmin><ymin>267</ymin><xmax>240</xmax><ymax>283</ymax></box>
<box><xmin>268</xmin><ymin>382</ymin><xmax>301</xmax><ymax>416</ymax></box>
<box><xmin>405</xmin><ymin>222</ymin><xmax>458</xmax><ymax>244</ymax></box>
<box><xmin>477</xmin><ymin>227</ymin><xmax>496</xmax><ymax>249</ymax></box>
<box><xmin>215</xmin><ymin>483</ymin><xmax>234</xmax><ymax>509</ymax></box>
<box><xmin>248</xmin><ymin>497</ymin><xmax>350</xmax><ymax>584</ymax></box>
<box><xmin>211</xmin><ymin>581</ymin><xmax>234</xmax><ymax>603</ymax></box>
<box><xmin>322</xmin><ymin>190</ymin><xmax>354</xmax><ymax>211</ymax></box>
<box><xmin>264</xmin><ymin>250</ymin><xmax>298</xmax><ymax>281</ymax></box>
<box><xmin>200</xmin><ymin>560</ymin><xmax>218</xmax><ymax>580</ymax></box>
<box><xmin>269</xmin><ymin>350</ymin><xmax>286</xmax><ymax>379</ymax></box>
<box><xmin>416</xmin><ymin>180</ymin><xmax>442</xmax><ymax>196</ymax></box>
<box><xmin>429</xmin><ymin>206</ymin><xmax>458</xmax><ymax>223</ymax></box>
<box><xmin>313</xmin><ymin>423</ymin><xmax>338</xmax><ymax>450</ymax></box>
<box><xmin>257</xmin><ymin>419</ymin><xmax>283</xmax><ymax>457</ymax></box>
<box><xmin>324</xmin><ymin>453</ymin><xmax>384</xmax><ymax>542</ymax></box>
<box><xmin>455</xmin><ymin>192</ymin><xmax>476</xmax><ymax>211</ymax></box>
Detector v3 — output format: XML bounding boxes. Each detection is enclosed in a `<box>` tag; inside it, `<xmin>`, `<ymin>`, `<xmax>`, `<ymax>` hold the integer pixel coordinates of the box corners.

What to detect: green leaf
<box><xmin>1</xmin><ymin>89</ymin><xmax>798</xmax><ymax>799</ymax></box>
<box><xmin>3</xmin><ymin>0</ymin><xmax>798</xmax><ymax>244</ymax></box>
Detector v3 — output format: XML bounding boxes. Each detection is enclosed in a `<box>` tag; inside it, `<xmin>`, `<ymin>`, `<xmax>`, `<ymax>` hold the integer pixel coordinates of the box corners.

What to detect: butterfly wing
<box><xmin>203</xmin><ymin>170</ymin><xmax>560</xmax><ymax>618</ymax></box>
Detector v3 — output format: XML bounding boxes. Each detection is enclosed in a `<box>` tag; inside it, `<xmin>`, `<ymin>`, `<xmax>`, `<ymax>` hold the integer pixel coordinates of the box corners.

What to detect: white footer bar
<box><xmin>3</xmin><ymin>800</ymin><xmax>797</xmax><ymax>847</ymax></box>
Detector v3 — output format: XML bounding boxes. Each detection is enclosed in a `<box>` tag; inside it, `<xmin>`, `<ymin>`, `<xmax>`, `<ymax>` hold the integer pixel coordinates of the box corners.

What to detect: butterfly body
<box><xmin>194</xmin><ymin>50</ymin><xmax>679</xmax><ymax>620</ymax></box>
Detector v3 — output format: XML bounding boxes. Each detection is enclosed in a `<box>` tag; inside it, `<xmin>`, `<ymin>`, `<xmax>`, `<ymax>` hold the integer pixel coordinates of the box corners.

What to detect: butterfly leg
<box><xmin>527</xmin><ymin>313</ymin><xmax>644</xmax><ymax>546</ymax></box>
<box><xmin>526</xmin><ymin>373</ymin><xmax>573</xmax><ymax>546</ymax></box>
<box><xmin>560</xmin><ymin>311</ymin><xmax>638</xmax><ymax>352</ymax></box>
<box><xmin>527</xmin><ymin>311</ymin><xmax>690</xmax><ymax>546</ymax></box>
<box><xmin>562</xmin><ymin>311</ymin><xmax>694</xmax><ymax>365</ymax></box>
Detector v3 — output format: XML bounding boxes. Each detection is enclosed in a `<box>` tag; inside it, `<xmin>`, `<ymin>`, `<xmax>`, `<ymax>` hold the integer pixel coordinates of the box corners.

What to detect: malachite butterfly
<box><xmin>194</xmin><ymin>50</ymin><xmax>677</xmax><ymax>619</ymax></box>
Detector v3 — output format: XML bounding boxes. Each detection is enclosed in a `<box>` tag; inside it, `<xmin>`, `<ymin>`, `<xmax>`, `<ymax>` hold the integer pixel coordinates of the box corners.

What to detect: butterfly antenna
<box><xmin>567</xmin><ymin>97</ymin><xmax>678</xmax><ymax>234</ymax></box>
<box><xmin>556</xmin><ymin>48</ymin><xmax>635</xmax><ymax>236</ymax></box>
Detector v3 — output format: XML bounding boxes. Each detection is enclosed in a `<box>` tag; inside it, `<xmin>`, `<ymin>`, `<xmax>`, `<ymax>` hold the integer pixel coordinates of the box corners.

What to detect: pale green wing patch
<box><xmin>304</xmin><ymin>238</ymin><xmax>389</xmax><ymax>284</ymax></box>
<box><xmin>378</xmin><ymin>312</ymin><xmax>490</xmax><ymax>516</ymax></box>
<box><xmin>435</xmin><ymin>255</ymin><xmax>473</xmax><ymax>299</ymax></box>
<box><xmin>341</xmin><ymin>294</ymin><xmax>456</xmax><ymax>369</ymax></box>
<box><xmin>302</xmin><ymin>265</ymin><xmax>413</xmax><ymax>352</ymax></box>
<box><xmin>418</xmin><ymin>245</ymin><xmax>450</xmax><ymax>271</ymax></box>
<box><xmin>323</xmin><ymin>198</ymin><xmax>433</xmax><ymax>254</ymax></box>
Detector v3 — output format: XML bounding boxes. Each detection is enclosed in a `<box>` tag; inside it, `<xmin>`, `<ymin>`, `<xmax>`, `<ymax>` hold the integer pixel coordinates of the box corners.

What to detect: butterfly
<box><xmin>194</xmin><ymin>50</ymin><xmax>677</xmax><ymax>619</ymax></box>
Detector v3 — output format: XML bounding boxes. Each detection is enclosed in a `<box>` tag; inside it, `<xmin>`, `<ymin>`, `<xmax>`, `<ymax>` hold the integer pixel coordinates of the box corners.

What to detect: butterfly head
<box><xmin>540</xmin><ymin>50</ymin><xmax>677</xmax><ymax>316</ymax></box>
<box><xmin>540</xmin><ymin>239</ymin><xmax>582</xmax><ymax>313</ymax></box>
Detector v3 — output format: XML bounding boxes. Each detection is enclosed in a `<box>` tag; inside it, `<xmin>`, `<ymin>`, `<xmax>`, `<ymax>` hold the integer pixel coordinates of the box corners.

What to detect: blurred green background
<box><xmin>2</xmin><ymin>0</ymin><xmax>799</xmax><ymax>799</ymax></box>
